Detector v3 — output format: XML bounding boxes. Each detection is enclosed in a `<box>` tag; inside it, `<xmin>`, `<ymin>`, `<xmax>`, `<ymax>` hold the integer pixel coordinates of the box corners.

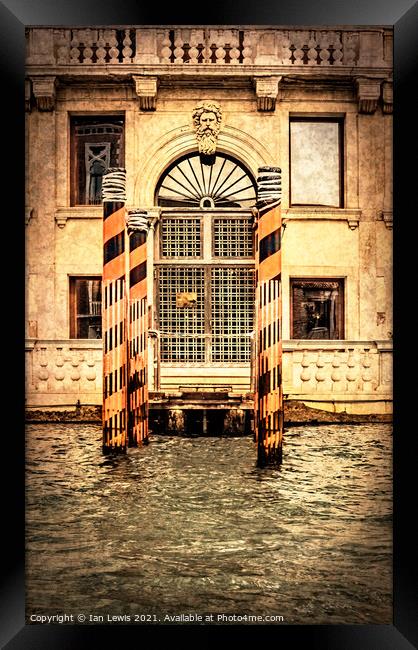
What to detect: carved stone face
<box><xmin>196</xmin><ymin>111</ymin><xmax>220</xmax><ymax>156</ymax></box>
<box><xmin>193</xmin><ymin>103</ymin><xmax>222</xmax><ymax>157</ymax></box>
<box><xmin>198</xmin><ymin>111</ymin><xmax>218</xmax><ymax>135</ymax></box>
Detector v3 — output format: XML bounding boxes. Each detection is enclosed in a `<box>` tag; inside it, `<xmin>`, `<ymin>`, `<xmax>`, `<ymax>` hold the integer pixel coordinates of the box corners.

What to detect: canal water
<box><xmin>26</xmin><ymin>423</ymin><xmax>392</xmax><ymax>625</ymax></box>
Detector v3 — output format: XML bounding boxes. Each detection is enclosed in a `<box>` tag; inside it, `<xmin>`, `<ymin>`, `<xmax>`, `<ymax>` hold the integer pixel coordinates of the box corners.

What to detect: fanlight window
<box><xmin>155</xmin><ymin>153</ymin><xmax>256</xmax><ymax>208</ymax></box>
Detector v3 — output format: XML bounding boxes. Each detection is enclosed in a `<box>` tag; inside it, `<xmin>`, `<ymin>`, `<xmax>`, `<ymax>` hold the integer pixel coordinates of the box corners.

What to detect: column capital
<box><xmin>145</xmin><ymin>207</ymin><xmax>162</xmax><ymax>224</ymax></box>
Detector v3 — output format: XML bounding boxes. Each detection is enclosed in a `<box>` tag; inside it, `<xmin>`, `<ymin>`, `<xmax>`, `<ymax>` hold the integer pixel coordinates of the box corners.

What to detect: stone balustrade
<box><xmin>25</xmin><ymin>339</ymin><xmax>103</xmax><ymax>407</ymax></box>
<box><xmin>25</xmin><ymin>338</ymin><xmax>392</xmax><ymax>412</ymax></box>
<box><xmin>26</xmin><ymin>27</ymin><xmax>392</xmax><ymax>70</ymax></box>
<box><xmin>282</xmin><ymin>340</ymin><xmax>392</xmax><ymax>412</ymax></box>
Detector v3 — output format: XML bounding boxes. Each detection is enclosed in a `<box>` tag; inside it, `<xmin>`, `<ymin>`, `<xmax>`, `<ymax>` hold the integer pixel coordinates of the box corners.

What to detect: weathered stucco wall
<box><xmin>25</xmin><ymin>26</ymin><xmax>393</xmax><ymax>413</ymax></box>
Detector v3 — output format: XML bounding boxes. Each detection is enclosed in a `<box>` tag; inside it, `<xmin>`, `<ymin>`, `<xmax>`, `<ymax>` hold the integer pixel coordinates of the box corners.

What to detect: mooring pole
<box><xmin>102</xmin><ymin>168</ymin><xmax>128</xmax><ymax>453</ymax></box>
<box><xmin>254</xmin><ymin>166</ymin><xmax>284</xmax><ymax>466</ymax></box>
<box><xmin>126</xmin><ymin>210</ymin><xmax>150</xmax><ymax>446</ymax></box>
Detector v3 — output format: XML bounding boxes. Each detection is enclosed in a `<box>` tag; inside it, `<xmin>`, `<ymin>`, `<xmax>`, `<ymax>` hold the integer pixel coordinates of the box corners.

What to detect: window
<box><xmin>291</xmin><ymin>279</ymin><xmax>344</xmax><ymax>339</ymax></box>
<box><xmin>70</xmin><ymin>115</ymin><xmax>124</xmax><ymax>206</ymax></box>
<box><xmin>213</xmin><ymin>217</ymin><xmax>253</xmax><ymax>257</ymax></box>
<box><xmin>70</xmin><ymin>277</ymin><xmax>102</xmax><ymax>339</ymax></box>
<box><xmin>161</xmin><ymin>218</ymin><xmax>202</xmax><ymax>258</ymax></box>
<box><xmin>290</xmin><ymin>117</ymin><xmax>344</xmax><ymax>207</ymax></box>
<box><xmin>155</xmin><ymin>153</ymin><xmax>256</xmax><ymax>208</ymax></box>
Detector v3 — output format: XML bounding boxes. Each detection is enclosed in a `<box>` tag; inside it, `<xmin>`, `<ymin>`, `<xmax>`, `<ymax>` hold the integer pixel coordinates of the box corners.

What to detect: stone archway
<box><xmin>133</xmin><ymin>123</ymin><xmax>273</xmax><ymax>206</ymax></box>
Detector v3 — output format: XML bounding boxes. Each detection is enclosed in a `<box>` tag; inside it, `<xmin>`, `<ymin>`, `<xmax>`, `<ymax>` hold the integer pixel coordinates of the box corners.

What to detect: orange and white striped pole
<box><xmin>102</xmin><ymin>168</ymin><xmax>128</xmax><ymax>453</ymax></box>
<box><xmin>254</xmin><ymin>166</ymin><xmax>283</xmax><ymax>466</ymax></box>
<box><xmin>126</xmin><ymin>210</ymin><xmax>149</xmax><ymax>446</ymax></box>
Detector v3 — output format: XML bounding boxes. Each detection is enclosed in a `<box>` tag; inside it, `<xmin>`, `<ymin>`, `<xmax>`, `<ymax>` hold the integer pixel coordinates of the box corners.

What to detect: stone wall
<box><xmin>25</xmin><ymin>26</ymin><xmax>393</xmax><ymax>414</ymax></box>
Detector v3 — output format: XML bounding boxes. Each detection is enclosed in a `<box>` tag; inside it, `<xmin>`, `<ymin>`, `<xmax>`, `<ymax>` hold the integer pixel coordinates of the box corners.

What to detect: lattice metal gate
<box><xmin>156</xmin><ymin>205</ymin><xmax>255</xmax><ymax>368</ymax></box>
<box><xmin>211</xmin><ymin>268</ymin><xmax>254</xmax><ymax>363</ymax></box>
<box><xmin>157</xmin><ymin>265</ymin><xmax>254</xmax><ymax>364</ymax></box>
<box><xmin>158</xmin><ymin>266</ymin><xmax>206</xmax><ymax>363</ymax></box>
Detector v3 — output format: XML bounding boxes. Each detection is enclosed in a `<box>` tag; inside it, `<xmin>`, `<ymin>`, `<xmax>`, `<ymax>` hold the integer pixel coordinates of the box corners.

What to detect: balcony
<box><xmin>26</xmin><ymin>26</ymin><xmax>392</xmax><ymax>72</ymax></box>
<box><xmin>25</xmin><ymin>27</ymin><xmax>393</xmax><ymax>114</ymax></box>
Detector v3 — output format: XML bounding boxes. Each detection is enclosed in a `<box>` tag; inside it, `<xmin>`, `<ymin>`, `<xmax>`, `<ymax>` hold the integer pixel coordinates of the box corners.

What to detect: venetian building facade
<box><xmin>25</xmin><ymin>26</ymin><xmax>393</xmax><ymax>420</ymax></box>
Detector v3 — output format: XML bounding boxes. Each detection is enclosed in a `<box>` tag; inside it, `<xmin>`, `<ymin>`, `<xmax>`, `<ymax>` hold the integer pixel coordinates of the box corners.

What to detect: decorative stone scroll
<box><xmin>253</xmin><ymin>76</ymin><xmax>282</xmax><ymax>112</ymax></box>
<box><xmin>382</xmin><ymin>81</ymin><xmax>393</xmax><ymax>114</ymax></box>
<box><xmin>31</xmin><ymin>76</ymin><xmax>56</xmax><ymax>111</ymax></box>
<box><xmin>133</xmin><ymin>75</ymin><xmax>158</xmax><ymax>111</ymax></box>
<box><xmin>192</xmin><ymin>101</ymin><xmax>222</xmax><ymax>163</ymax></box>
<box><xmin>356</xmin><ymin>77</ymin><xmax>381</xmax><ymax>114</ymax></box>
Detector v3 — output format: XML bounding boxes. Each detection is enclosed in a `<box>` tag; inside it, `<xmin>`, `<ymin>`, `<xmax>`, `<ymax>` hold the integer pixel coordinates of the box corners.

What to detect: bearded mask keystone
<box><xmin>192</xmin><ymin>102</ymin><xmax>222</xmax><ymax>157</ymax></box>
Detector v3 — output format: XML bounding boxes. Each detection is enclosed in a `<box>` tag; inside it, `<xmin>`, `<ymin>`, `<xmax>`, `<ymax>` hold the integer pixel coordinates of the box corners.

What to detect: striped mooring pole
<box><xmin>254</xmin><ymin>166</ymin><xmax>284</xmax><ymax>466</ymax></box>
<box><xmin>126</xmin><ymin>210</ymin><xmax>150</xmax><ymax>446</ymax></box>
<box><xmin>102</xmin><ymin>168</ymin><xmax>128</xmax><ymax>453</ymax></box>
<box><xmin>102</xmin><ymin>170</ymin><xmax>150</xmax><ymax>453</ymax></box>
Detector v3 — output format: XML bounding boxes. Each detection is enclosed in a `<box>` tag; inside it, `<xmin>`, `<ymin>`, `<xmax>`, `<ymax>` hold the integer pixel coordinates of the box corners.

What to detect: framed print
<box><xmin>1</xmin><ymin>0</ymin><xmax>417</xmax><ymax>647</ymax></box>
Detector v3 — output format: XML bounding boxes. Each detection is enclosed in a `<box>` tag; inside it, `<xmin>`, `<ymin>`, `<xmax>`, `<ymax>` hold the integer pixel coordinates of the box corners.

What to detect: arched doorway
<box><xmin>153</xmin><ymin>152</ymin><xmax>257</xmax><ymax>394</ymax></box>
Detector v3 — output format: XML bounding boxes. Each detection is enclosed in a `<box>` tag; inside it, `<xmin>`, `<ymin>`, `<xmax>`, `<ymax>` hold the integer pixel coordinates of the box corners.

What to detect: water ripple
<box><xmin>26</xmin><ymin>423</ymin><xmax>392</xmax><ymax>624</ymax></box>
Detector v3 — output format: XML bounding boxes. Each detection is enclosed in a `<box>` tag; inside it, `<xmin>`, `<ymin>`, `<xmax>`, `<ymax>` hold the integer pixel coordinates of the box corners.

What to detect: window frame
<box><xmin>154</xmin><ymin>152</ymin><xmax>257</xmax><ymax>209</ymax></box>
<box><xmin>69</xmin><ymin>113</ymin><xmax>125</xmax><ymax>207</ymax></box>
<box><xmin>290</xmin><ymin>277</ymin><xmax>345</xmax><ymax>340</ymax></box>
<box><xmin>289</xmin><ymin>115</ymin><xmax>345</xmax><ymax>209</ymax></box>
<box><xmin>69</xmin><ymin>275</ymin><xmax>103</xmax><ymax>340</ymax></box>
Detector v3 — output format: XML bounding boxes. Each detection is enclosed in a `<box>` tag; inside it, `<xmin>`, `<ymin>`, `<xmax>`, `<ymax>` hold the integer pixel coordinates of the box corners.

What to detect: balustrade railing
<box><xmin>25</xmin><ymin>27</ymin><xmax>392</xmax><ymax>69</ymax></box>
<box><xmin>282</xmin><ymin>341</ymin><xmax>392</xmax><ymax>398</ymax></box>
<box><xmin>25</xmin><ymin>339</ymin><xmax>392</xmax><ymax>407</ymax></box>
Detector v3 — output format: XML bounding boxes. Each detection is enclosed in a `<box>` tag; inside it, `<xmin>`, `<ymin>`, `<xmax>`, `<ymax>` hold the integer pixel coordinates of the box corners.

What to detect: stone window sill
<box><xmin>55</xmin><ymin>207</ymin><xmax>102</xmax><ymax>228</ymax></box>
<box><xmin>283</xmin><ymin>207</ymin><xmax>361</xmax><ymax>230</ymax></box>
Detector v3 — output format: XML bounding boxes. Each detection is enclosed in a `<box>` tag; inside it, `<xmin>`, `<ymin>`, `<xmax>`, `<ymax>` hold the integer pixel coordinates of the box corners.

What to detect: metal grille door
<box><xmin>158</xmin><ymin>265</ymin><xmax>254</xmax><ymax>364</ymax></box>
<box><xmin>159</xmin><ymin>267</ymin><xmax>205</xmax><ymax>362</ymax></box>
<box><xmin>211</xmin><ymin>268</ymin><xmax>254</xmax><ymax>362</ymax></box>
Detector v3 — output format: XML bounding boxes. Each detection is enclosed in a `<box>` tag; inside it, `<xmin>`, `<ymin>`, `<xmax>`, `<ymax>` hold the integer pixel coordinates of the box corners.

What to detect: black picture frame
<box><xmin>4</xmin><ymin>0</ymin><xmax>417</xmax><ymax>647</ymax></box>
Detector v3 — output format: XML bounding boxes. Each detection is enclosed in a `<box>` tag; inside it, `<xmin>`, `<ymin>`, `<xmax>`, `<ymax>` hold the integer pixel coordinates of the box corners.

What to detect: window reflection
<box><xmin>70</xmin><ymin>278</ymin><xmax>102</xmax><ymax>339</ymax></box>
<box><xmin>291</xmin><ymin>279</ymin><xmax>344</xmax><ymax>339</ymax></box>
